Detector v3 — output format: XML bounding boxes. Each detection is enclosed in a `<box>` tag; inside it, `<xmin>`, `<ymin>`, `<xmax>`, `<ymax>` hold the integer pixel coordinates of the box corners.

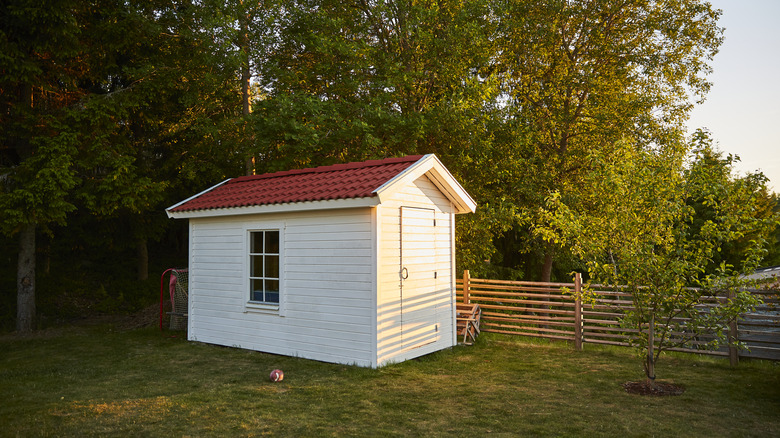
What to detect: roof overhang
<box><xmin>373</xmin><ymin>154</ymin><xmax>477</xmax><ymax>214</ymax></box>
<box><xmin>166</xmin><ymin>196</ymin><xmax>381</xmax><ymax>219</ymax></box>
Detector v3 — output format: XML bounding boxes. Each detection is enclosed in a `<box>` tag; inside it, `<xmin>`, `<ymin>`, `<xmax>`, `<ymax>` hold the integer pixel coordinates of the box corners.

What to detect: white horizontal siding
<box><xmin>286</xmin><ymin>255</ymin><xmax>371</xmax><ymax>266</ymax></box>
<box><xmin>375</xmin><ymin>174</ymin><xmax>456</xmax><ymax>366</ymax></box>
<box><xmin>286</xmin><ymin>239</ymin><xmax>372</xmax><ymax>250</ymax></box>
<box><xmin>187</xmin><ymin>208</ymin><xmax>375</xmax><ymax>366</ymax></box>
<box><xmin>286</xmin><ymin>230</ymin><xmax>372</xmax><ymax>241</ymax></box>
<box><xmin>286</xmin><ymin>278</ymin><xmax>371</xmax><ymax>291</ymax></box>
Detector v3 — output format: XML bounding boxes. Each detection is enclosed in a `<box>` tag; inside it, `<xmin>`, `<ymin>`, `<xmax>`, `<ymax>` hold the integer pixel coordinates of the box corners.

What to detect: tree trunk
<box><xmin>645</xmin><ymin>314</ymin><xmax>656</xmax><ymax>385</ymax></box>
<box><xmin>541</xmin><ymin>249</ymin><xmax>553</xmax><ymax>283</ymax></box>
<box><xmin>240</xmin><ymin>1</ymin><xmax>254</xmax><ymax>176</ymax></box>
<box><xmin>136</xmin><ymin>238</ymin><xmax>148</xmax><ymax>281</ymax></box>
<box><xmin>241</xmin><ymin>60</ymin><xmax>253</xmax><ymax>175</ymax></box>
<box><xmin>241</xmin><ymin>48</ymin><xmax>251</xmax><ymax>119</ymax></box>
<box><xmin>16</xmin><ymin>223</ymin><xmax>36</xmax><ymax>333</ymax></box>
<box><xmin>43</xmin><ymin>245</ymin><xmax>50</xmax><ymax>275</ymax></box>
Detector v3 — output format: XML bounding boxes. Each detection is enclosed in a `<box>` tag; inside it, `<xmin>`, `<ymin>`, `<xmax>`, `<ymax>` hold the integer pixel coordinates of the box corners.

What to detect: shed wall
<box><xmin>376</xmin><ymin>174</ymin><xmax>456</xmax><ymax>365</ymax></box>
<box><xmin>187</xmin><ymin>208</ymin><xmax>376</xmax><ymax>366</ymax></box>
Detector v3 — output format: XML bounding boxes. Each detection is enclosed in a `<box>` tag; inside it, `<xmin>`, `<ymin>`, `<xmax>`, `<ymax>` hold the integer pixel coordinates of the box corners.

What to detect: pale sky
<box><xmin>687</xmin><ymin>0</ymin><xmax>780</xmax><ymax>193</ymax></box>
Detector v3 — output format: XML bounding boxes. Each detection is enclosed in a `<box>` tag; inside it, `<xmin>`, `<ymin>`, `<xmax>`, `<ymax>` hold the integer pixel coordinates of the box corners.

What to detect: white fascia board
<box><xmin>166</xmin><ymin>196</ymin><xmax>381</xmax><ymax>219</ymax></box>
<box><xmin>374</xmin><ymin>154</ymin><xmax>477</xmax><ymax>214</ymax></box>
<box><xmin>424</xmin><ymin>165</ymin><xmax>477</xmax><ymax>214</ymax></box>
<box><xmin>165</xmin><ymin>178</ymin><xmax>231</xmax><ymax>218</ymax></box>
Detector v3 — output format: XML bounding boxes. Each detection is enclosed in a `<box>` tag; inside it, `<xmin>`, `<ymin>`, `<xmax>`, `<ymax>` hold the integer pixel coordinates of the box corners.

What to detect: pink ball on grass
<box><xmin>270</xmin><ymin>369</ymin><xmax>284</xmax><ymax>382</ymax></box>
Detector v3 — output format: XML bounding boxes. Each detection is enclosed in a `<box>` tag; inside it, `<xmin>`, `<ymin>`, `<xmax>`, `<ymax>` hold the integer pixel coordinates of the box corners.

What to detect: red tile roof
<box><xmin>169</xmin><ymin>155</ymin><xmax>424</xmax><ymax>212</ymax></box>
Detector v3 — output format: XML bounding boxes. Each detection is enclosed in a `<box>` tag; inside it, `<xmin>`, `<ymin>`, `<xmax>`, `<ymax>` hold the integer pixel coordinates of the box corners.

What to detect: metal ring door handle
<box><xmin>401</xmin><ymin>267</ymin><xmax>408</xmax><ymax>279</ymax></box>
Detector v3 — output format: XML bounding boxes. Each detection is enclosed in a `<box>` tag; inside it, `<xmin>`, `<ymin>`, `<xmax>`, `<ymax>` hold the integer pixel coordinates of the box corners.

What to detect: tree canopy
<box><xmin>1</xmin><ymin>0</ymin><xmax>777</xmax><ymax>332</ymax></box>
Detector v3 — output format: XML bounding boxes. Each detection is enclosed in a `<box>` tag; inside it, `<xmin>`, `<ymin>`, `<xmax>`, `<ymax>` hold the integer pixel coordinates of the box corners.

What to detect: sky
<box><xmin>687</xmin><ymin>0</ymin><xmax>780</xmax><ymax>193</ymax></box>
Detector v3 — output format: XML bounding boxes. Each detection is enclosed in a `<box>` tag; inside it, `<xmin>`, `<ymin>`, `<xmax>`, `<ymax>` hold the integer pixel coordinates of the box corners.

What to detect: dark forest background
<box><xmin>2</xmin><ymin>0</ymin><xmax>778</xmax><ymax>331</ymax></box>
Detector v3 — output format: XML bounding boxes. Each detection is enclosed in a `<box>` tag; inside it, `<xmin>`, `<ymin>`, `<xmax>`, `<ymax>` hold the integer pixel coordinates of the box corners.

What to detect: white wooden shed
<box><xmin>166</xmin><ymin>154</ymin><xmax>476</xmax><ymax>367</ymax></box>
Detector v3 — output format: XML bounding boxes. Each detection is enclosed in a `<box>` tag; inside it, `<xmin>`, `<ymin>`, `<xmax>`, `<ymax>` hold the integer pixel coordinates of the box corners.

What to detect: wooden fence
<box><xmin>456</xmin><ymin>271</ymin><xmax>780</xmax><ymax>364</ymax></box>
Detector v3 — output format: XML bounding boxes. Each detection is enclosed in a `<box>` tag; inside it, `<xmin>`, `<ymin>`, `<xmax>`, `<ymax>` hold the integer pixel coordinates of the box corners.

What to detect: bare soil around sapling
<box><xmin>623</xmin><ymin>380</ymin><xmax>685</xmax><ymax>396</ymax></box>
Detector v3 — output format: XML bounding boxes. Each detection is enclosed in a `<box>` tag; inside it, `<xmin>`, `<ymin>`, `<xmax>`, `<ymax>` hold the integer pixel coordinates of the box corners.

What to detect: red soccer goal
<box><xmin>159</xmin><ymin>268</ymin><xmax>189</xmax><ymax>331</ymax></box>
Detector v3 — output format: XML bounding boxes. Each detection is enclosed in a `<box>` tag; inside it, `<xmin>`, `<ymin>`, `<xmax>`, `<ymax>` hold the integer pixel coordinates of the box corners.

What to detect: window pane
<box><xmin>250</xmin><ymin>255</ymin><xmax>263</xmax><ymax>278</ymax></box>
<box><xmin>251</xmin><ymin>232</ymin><xmax>263</xmax><ymax>253</ymax></box>
<box><xmin>250</xmin><ymin>279</ymin><xmax>264</xmax><ymax>301</ymax></box>
<box><xmin>265</xmin><ymin>279</ymin><xmax>278</xmax><ymax>302</ymax></box>
<box><xmin>266</xmin><ymin>255</ymin><xmax>279</xmax><ymax>279</ymax></box>
<box><xmin>266</xmin><ymin>231</ymin><xmax>279</xmax><ymax>254</ymax></box>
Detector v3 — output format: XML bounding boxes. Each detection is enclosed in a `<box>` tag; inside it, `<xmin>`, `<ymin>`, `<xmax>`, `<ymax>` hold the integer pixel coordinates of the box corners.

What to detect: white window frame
<box><xmin>244</xmin><ymin>222</ymin><xmax>285</xmax><ymax>315</ymax></box>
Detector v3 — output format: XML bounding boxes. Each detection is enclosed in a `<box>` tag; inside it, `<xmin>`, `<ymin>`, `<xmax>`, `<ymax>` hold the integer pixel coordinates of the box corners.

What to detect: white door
<box><xmin>400</xmin><ymin>207</ymin><xmax>439</xmax><ymax>350</ymax></box>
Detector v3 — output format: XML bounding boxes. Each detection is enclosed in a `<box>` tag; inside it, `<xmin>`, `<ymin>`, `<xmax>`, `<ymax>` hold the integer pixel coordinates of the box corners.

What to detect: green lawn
<box><xmin>1</xmin><ymin>325</ymin><xmax>778</xmax><ymax>437</ymax></box>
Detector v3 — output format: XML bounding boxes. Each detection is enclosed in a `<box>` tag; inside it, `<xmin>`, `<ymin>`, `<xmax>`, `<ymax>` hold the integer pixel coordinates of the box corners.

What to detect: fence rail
<box><xmin>457</xmin><ymin>271</ymin><xmax>780</xmax><ymax>363</ymax></box>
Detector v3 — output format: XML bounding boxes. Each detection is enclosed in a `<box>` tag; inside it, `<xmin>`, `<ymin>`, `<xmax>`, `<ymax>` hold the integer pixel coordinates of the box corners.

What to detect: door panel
<box><xmin>400</xmin><ymin>207</ymin><xmax>438</xmax><ymax>349</ymax></box>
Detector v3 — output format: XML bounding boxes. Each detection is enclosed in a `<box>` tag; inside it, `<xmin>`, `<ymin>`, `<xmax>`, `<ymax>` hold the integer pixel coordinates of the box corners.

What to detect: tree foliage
<box><xmin>685</xmin><ymin>130</ymin><xmax>779</xmax><ymax>274</ymax></box>
<box><xmin>1</xmin><ymin>0</ymin><xmax>249</xmax><ymax>329</ymax></box>
<box><xmin>1</xmin><ymin>0</ymin><xmax>778</xmax><ymax>332</ymax></box>
<box><xmin>483</xmin><ymin>0</ymin><xmax>725</xmax><ymax>280</ymax></box>
<box><xmin>537</xmin><ymin>134</ymin><xmax>776</xmax><ymax>382</ymax></box>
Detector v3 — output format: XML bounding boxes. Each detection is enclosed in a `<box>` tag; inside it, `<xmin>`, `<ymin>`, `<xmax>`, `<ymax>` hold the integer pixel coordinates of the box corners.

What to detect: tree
<box><xmin>0</xmin><ymin>0</ymin><xmax>89</xmax><ymax>332</ymax></box>
<box><xmin>234</xmin><ymin>0</ymin><xmax>729</xmax><ymax>282</ymax></box>
<box><xmin>1</xmin><ymin>0</ymin><xmax>249</xmax><ymax>328</ymax></box>
<box><xmin>252</xmin><ymin>0</ymin><xmax>501</xmax><ymax>171</ymax></box>
<box><xmin>763</xmin><ymin>194</ymin><xmax>780</xmax><ymax>267</ymax></box>
<box><xmin>0</xmin><ymin>0</ymin><xmax>743</xmax><ymax>328</ymax></box>
<box><xmin>249</xmin><ymin>0</ymin><xmax>514</xmax><ymax>273</ymax></box>
<box><xmin>490</xmin><ymin>0</ymin><xmax>724</xmax><ymax>281</ymax></box>
<box><xmin>538</xmin><ymin>136</ymin><xmax>771</xmax><ymax>385</ymax></box>
<box><xmin>81</xmin><ymin>0</ymin><xmax>250</xmax><ymax>279</ymax></box>
<box><xmin>685</xmin><ymin>130</ymin><xmax>779</xmax><ymax>275</ymax></box>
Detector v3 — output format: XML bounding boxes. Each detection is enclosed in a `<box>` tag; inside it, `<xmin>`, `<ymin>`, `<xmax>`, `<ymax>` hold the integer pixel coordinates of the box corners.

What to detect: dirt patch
<box><xmin>114</xmin><ymin>304</ymin><xmax>160</xmax><ymax>330</ymax></box>
<box><xmin>0</xmin><ymin>304</ymin><xmax>171</xmax><ymax>340</ymax></box>
<box><xmin>63</xmin><ymin>303</ymin><xmax>164</xmax><ymax>331</ymax></box>
<box><xmin>622</xmin><ymin>380</ymin><xmax>685</xmax><ymax>396</ymax></box>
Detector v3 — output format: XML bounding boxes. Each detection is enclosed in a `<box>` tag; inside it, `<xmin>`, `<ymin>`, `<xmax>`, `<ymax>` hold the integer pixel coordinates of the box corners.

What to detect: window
<box><xmin>249</xmin><ymin>230</ymin><xmax>280</xmax><ymax>305</ymax></box>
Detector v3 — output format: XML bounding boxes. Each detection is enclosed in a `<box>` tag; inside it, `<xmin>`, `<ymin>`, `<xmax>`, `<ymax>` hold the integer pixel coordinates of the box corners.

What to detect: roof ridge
<box><xmin>231</xmin><ymin>155</ymin><xmax>424</xmax><ymax>183</ymax></box>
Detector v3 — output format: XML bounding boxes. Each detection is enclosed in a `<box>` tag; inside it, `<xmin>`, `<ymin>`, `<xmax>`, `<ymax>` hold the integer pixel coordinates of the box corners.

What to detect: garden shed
<box><xmin>166</xmin><ymin>154</ymin><xmax>476</xmax><ymax>367</ymax></box>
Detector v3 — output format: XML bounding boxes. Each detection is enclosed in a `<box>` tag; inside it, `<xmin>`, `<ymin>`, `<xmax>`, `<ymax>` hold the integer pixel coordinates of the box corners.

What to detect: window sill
<box><xmin>245</xmin><ymin>301</ymin><xmax>280</xmax><ymax>314</ymax></box>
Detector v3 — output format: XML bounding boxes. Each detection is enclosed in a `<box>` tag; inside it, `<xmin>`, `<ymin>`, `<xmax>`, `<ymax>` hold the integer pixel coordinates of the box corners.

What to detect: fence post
<box><xmin>574</xmin><ymin>272</ymin><xmax>583</xmax><ymax>351</ymax></box>
<box><xmin>728</xmin><ymin>289</ymin><xmax>739</xmax><ymax>366</ymax></box>
<box><xmin>462</xmin><ymin>270</ymin><xmax>471</xmax><ymax>304</ymax></box>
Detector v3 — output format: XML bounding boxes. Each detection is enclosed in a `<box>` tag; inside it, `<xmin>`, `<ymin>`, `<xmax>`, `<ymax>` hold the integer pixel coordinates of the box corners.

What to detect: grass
<box><xmin>1</xmin><ymin>326</ymin><xmax>778</xmax><ymax>437</ymax></box>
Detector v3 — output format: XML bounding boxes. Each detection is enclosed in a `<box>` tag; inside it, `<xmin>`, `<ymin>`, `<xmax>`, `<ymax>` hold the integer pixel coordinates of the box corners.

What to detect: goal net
<box><xmin>168</xmin><ymin>269</ymin><xmax>189</xmax><ymax>330</ymax></box>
